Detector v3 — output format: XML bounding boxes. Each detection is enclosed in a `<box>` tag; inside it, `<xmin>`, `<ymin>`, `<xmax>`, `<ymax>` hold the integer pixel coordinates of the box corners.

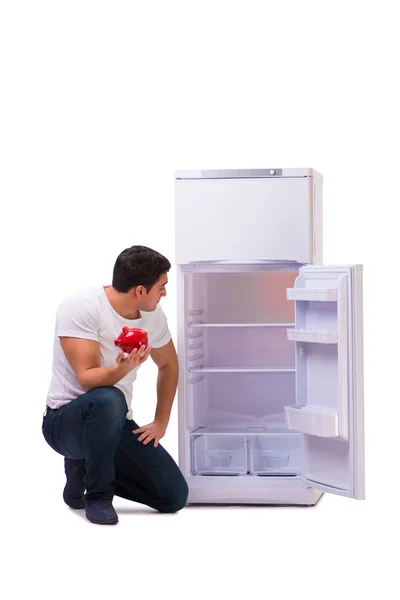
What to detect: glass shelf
<box><xmin>192</xmin><ymin>427</ymin><xmax>296</xmax><ymax>436</ymax></box>
<box><xmin>189</xmin><ymin>322</ymin><xmax>295</xmax><ymax>328</ymax></box>
<box><xmin>188</xmin><ymin>367</ymin><xmax>296</xmax><ymax>373</ymax></box>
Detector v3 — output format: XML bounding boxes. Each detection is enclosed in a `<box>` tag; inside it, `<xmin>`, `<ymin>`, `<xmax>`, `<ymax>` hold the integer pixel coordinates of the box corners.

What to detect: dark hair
<box><xmin>112</xmin><ymin>245</ymin><xmax>171</xmax><ymax>293</ymax></box>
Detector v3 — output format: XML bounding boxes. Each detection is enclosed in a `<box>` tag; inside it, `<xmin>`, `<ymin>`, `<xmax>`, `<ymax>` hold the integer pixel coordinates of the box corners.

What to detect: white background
<box><xmin>1</xmin><ymin>1</ymin><xmax>399</xmax><ymax>598</ymax></box>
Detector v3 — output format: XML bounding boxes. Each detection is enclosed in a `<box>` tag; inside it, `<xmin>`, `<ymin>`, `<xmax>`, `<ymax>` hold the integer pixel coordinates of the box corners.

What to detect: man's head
<box><xmin>112</xmin><ymin>245</ymin><xmax>171</xmax><ymax>312</ymax></box>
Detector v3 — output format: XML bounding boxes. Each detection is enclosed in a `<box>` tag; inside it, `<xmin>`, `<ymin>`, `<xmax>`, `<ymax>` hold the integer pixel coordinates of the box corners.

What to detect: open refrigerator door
<box><xmin>284</xmin><ymin>265</ymin><xmax>365</xmax><ymax>499</ymax></box>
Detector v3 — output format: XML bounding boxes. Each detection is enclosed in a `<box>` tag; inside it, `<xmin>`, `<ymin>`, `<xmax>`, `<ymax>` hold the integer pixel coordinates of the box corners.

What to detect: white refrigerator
<box><xmin>174</xmin><ymin>168</ymin><xmax>365</xmax><ymax>506</ymax></box>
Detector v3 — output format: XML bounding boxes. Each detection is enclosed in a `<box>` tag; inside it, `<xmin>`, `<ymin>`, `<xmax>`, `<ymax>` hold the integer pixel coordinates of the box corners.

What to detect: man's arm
<box><xmin>151</xmin><ymin>339</ymin><xmax>179</xmax><ymax>425</ymax></box>
<box><xmin>59</xmin><ymin>337</ymin><xmax>151</xmax><ymax>392</ymax></box>
<box><xmin>132</xmin><ymin>339</ymin><xmax>179</xmax><ymax>446</ymax></box>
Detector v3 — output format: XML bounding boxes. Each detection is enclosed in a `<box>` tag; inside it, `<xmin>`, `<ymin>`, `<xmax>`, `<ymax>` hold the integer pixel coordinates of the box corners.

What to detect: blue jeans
<box><xmin>42</xmin><ymin>386</ymin><xmax>188</xmax><ymax>511</ymax></box>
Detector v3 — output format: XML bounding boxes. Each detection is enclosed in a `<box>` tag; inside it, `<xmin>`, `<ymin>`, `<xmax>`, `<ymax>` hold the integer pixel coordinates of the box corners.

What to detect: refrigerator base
<box><xmin>186</xmin><ymin>478</ymin><xmax>323</xmax><ymax>506</ymax></box>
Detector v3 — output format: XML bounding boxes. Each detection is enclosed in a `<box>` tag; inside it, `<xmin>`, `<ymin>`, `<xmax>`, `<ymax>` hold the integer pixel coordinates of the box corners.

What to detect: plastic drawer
<box><xmin>192</xmin><ymin>434</ymin><xmax>247</xmax><ymax>475</ymax></box>
<box><xmin>248</xmin><ymin>433</ymin><xmax>301</xmax><ymax>475</ymax></box>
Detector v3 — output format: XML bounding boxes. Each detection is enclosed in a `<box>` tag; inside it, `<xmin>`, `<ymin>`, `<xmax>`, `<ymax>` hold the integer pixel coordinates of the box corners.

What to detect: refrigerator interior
<box><xmin>182</xmin><ymin>263</ymin><xmax>303</xmax><ymax>477</ymax></box>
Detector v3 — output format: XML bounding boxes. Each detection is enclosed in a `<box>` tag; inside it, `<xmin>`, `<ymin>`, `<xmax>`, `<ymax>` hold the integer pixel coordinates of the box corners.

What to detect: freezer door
<box><xmin>285</xmin><ymin>265</ymin><xmax>365</xmax><ymax>499</ymax></box>
<box><xmin>175</xmin><ymin>176</ymin><xmax>322</xmax><ymax>264</ymax></box>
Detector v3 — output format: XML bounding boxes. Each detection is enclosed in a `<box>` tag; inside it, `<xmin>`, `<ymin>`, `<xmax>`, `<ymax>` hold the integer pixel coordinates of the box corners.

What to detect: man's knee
<box><xmin>158</xmin><ymin>477</ymin><xmax>189</xmax><ymax>513</ymax></box>
<box><xmin>86</xmin><ymin>387</ymin><xmax>127</xmax><ymax>422</ymax></box>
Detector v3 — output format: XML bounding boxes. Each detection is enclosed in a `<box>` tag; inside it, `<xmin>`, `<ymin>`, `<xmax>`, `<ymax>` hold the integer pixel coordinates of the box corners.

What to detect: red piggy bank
<box><xmin>114</xmin><ymin>326</ymin><xmax>148</xmax><ymax>354</ymax></box>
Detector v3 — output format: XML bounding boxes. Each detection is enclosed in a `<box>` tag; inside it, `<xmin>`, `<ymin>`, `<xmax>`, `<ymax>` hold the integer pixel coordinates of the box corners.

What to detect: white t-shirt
<box><xmin>46</xmin><ymin>285</ymin><xmax>172</xmax><ymax>419</ymax></box>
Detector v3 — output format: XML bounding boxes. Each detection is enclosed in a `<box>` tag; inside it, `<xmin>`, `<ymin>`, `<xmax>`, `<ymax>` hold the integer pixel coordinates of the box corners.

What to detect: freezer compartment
<box><xmin>248</xmin><ymin>433</ymin><xmax>301</xmax><ymax>475</ymax></box>
<box><xmin>175</xmin><ymin>176</ymin><xmax>320</xmax><ymax>264</ymax></box>
<box><xmin>191</xmin><ymin>434</ymin><xmax>247</xmax><ymax>475</ymax></box>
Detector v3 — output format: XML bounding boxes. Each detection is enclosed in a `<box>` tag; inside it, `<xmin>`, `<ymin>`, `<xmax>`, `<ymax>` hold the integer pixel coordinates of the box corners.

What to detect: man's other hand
<box><xmin>132</xmin><ymin>420</ymin><xmax>167</xmax><ymax>448</ymax></box>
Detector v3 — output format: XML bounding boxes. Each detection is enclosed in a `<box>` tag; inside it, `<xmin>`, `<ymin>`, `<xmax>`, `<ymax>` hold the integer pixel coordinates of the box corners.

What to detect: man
<box><xmin>42</xmin><ymin>245</ymin><xmax>188</xmax><ymax>525</ymax></box>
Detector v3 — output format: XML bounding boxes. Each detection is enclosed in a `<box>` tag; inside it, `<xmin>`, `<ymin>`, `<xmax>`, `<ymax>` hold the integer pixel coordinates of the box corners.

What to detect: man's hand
<box><xmin>115</xmin><ymin>345</ymin><xmax>152</xmax><ymax>376</ymax></box>
<box><xmin>132</xmin><ymin>420</ymin><xmax>167</xmax><ymax>448</ymax></box>
<box><xmin>60</xmin><ymin>338</ymin><xmax>153</xmax><ymax>392</ymax></box>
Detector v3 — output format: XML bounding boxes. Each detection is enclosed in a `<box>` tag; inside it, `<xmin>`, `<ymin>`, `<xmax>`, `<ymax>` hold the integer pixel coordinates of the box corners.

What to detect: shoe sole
<box><xmin>85</xmin><ymin>515</ymin><xmax>118</xmax><ymax>525</ymax></box>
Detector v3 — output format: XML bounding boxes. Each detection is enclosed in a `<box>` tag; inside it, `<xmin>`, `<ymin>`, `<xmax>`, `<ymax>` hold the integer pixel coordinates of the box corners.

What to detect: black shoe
<box><xmin>85</xmin><ymin>499</ymin><xmax>119</xmax><ymax>525</ymax></box>
<box><xmin>63</xmin><ymin>458</ymin><xmax>86</xmax><ymax>509</ymax></box>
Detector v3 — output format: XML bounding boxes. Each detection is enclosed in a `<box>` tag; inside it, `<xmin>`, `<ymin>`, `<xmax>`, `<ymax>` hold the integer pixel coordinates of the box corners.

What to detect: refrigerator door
<box><xmin>285</xmin><ymin>265</ymin><xmax>365</xmax><ymax>499</ymax></box>
<box><xmin>175</xmin><ymin>174</ymin><xmax>322</xmax><ymax>264</ymax></box>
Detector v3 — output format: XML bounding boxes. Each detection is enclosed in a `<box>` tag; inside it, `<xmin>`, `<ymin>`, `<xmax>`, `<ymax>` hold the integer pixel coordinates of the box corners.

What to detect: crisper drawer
<box><xmin>248</xmin><ymin>433</ymin><xmax>301</xmax><ymax>475</ymax></box>
<box><xmin>192</xmin><ymin>434</ymin><xmax>247</xmax><ymax>475</ymax></box>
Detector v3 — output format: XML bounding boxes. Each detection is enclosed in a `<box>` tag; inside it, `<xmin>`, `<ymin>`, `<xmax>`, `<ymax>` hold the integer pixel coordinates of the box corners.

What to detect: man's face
<box><xmin>138</xmin><ymin>273</ymin><xmax>168</xmax><ymax>311</ymax></box>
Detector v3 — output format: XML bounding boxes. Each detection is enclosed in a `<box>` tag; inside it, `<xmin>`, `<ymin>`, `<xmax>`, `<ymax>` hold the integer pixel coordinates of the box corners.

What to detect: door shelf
<box><xmin>286</xmin><ymin>288</ymin><xmax>338</xmax><ymax>302</ymax></box>
<box><xmin>287</xmin><ymin>328</ymin><xmax>338</xmax><ymax>344</ymax></box>
<box><xmin>285</xmin><ymin>404</ymin><xmax>339</xmax><ymax>437</ymax></box>
<box><xmin>188</xmin><ymin>367</ymin><xmax>296</xmax><ymax>373</ymax></box>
